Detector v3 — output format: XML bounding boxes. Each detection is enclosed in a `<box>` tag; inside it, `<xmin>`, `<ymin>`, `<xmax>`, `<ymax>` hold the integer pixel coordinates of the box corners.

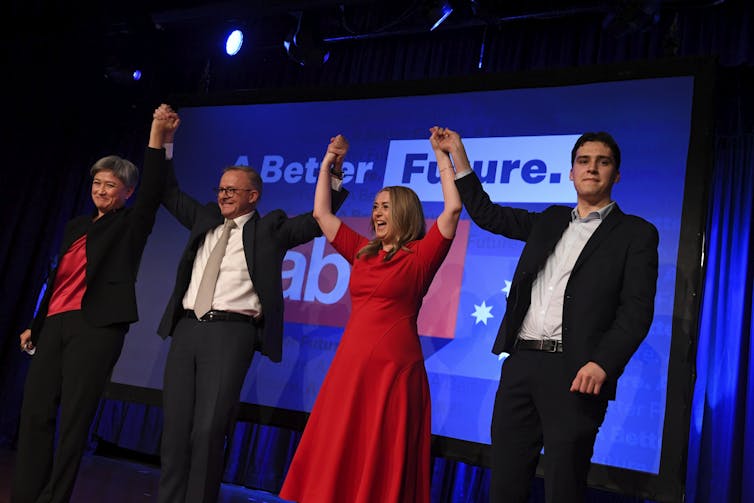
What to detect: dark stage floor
<box><xmin>0</xmin><ymin>448</ymin><xmax>289</xmax><ymax>503</ymax></box>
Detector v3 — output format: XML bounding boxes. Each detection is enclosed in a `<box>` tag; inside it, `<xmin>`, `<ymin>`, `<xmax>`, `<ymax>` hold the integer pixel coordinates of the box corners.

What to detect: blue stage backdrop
<box><xmin>109</xmin><ymin>69</ymin><xmax>709</xmax><ymax>497</ymax></box>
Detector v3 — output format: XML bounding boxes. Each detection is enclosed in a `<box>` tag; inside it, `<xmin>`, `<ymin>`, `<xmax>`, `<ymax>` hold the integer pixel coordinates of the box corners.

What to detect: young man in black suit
<box><xmin>154</xmin><ymin>117</ymin><xmax>348</xmax><ymax>503</ymax></box>
<box><xmin>437</xmin><ymin>129</ymin><xmax>658</xmax><ymax>503</ymax></box>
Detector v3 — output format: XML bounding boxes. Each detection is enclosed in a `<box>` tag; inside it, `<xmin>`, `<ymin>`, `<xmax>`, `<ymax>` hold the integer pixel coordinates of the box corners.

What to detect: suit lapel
<box><xmin>242</xmin><ymin>211</ymin><xmax>260</xmax><ymax>279</ymax></box>
<box><xmin>532</xmin><ymin>209</ymin><xmax>571</xmax><ymax>271</ymax></box>
<box><xmin>61</xmin><ymin>216</ymin><xmax>91</xmax><ymax>253</ymax></box>
<box><xmin>190</xmin><ymin>208</ymin><xmax>223</xmax><ymax>248</ymax></box>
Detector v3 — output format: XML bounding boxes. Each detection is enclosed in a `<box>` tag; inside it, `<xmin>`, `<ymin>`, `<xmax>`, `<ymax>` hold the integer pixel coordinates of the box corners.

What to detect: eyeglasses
<box><xmin>213</xmin><ymin>187</ymin><xmax>254</xmax><ymax>196</ymax></box>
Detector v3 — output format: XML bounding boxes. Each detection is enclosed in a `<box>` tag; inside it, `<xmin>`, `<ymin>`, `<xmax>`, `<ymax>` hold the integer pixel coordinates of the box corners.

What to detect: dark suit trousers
<box><xmin>490</xmin><ymin>350</ymin><xmax>609</xmax><ymax>503</ymax></box>
<box><xmin>158</xmin><ymin>317</ymin><xmax>259</xmax><ymax>503</ymax></box>
<box><xmin>12</xmin><ymin>311</ymin><xmax>127</xmax><ymax>503</ymax></box>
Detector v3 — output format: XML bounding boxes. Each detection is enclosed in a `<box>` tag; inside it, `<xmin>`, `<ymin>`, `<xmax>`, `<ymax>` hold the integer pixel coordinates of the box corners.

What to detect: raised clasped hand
<box><xmin>328</xmin><ymin>134</ymin><xmax>349</xmax><ymax>157</ymax></box>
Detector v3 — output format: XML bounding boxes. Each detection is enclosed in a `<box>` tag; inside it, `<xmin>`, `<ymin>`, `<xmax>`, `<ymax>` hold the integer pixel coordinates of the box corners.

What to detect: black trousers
<box><xmin>489</xmin><ymin>350</ymin><xmax>609</xmax><ymax>503</ymax></box>
<box><xmin>12</xmin><ymin>311</ymin><xmax>127</xmax><ymax>503</ymax></box>
<box><xmin>157</xmin><ymin>317</ymin><xmax>259</xmax><ymax>503</ymax></box>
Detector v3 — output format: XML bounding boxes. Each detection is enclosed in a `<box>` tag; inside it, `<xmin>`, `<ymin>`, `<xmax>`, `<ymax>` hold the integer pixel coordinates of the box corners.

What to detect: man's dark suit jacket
<box><xmin>30</xmin><ymin>147</ymin><xmax>167</xmax><ymax>343</ymax></box>
<box><xmin>456</xmin><ymin>171</ymin><xmax>659</xmax><ymax>399</ymax></box>
<box><xmin>157</xmin><ymin>162</ymin><xmax>348</xmax><ymax>363</ymax></box>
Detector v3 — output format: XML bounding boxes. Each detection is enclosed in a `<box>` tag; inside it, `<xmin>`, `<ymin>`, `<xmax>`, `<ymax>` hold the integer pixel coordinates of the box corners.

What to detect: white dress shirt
<box><xmin>517</xmin><ymin>202</ymin><xmax>615</xmax><ymax>342</ymax></box>
<box><xmin>182</xmin><ymin>211</ymin><xmax>263</xmax><ymax>317</ymax></box>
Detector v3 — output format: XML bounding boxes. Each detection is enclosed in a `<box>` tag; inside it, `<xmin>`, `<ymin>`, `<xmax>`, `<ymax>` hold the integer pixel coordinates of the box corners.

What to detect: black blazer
<box><xmin>30</xmin><ymin>147</ymin><xmax>167</xmax><ymax>343</ymax></box>
<box><xmin>456</xmin><ymin>172</ymin><xmax>659</xmax><ymax>399</ymax></box>
<box><xmin>157</xmin><ymin>162</ymin><xmax>348</xmax><ymax>363</ymax></box>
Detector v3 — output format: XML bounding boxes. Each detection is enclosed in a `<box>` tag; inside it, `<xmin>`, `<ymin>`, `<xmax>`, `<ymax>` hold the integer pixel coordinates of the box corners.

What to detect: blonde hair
<box><xmin>357</xmin><ymin>186</ymin><xmax>426</xmax><ymax>261</ymax></box>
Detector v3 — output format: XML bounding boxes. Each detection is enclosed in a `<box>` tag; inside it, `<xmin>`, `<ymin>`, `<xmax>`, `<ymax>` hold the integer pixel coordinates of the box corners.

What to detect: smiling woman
<box><xmin>363</xmin><ymin>185</ymin><xmax>426</xmax><ymax>259</ymax></box>
<box><xmin>90</xmin><ymin>159</ymin><xmax>137</xmax><ymax>219</ymax></box>
<box><xmin>280</xmin><ymin>130</ymin><xmax>462</xmax><ymax>503</ymax></box>
<box><xmin>11</xmin><ymin>104</ymin><xmax>177</xmax><ymax>503</ymax></box>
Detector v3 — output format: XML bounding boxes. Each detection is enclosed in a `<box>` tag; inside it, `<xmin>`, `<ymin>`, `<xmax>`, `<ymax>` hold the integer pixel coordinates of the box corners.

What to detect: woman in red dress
<box><xmin>279</xmin><ymin>128</ymin><xmax>462</xmax><ymax>503</ymax></box>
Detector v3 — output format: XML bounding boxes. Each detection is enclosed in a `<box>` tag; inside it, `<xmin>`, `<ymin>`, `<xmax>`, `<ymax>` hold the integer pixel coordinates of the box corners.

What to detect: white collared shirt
<box><xmin>182</xmin><ymin>211</ymin><xmax>262</xmax><ymax>316</ymax></box>
<box><xmin>517</xmin><ymin>202</ymin><xmax>615</xmax><ymax>342</ymax></box>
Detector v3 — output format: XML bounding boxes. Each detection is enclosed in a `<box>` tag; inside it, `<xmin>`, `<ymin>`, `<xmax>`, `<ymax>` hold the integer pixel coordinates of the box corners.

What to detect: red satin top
<box><xmin>47</xmin><ymin>234</ymin><xmax>88</xmax><ymax>317</ymax></box>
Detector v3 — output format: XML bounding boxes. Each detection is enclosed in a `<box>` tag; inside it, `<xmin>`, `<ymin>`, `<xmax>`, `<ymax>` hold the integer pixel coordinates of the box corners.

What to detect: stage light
<box><xmin>104</xmin><ymin>65</ymin><xmax>145</xmax><ymax>86</ymax></box>
<box><xmin>225</xmin><ymin>29</ymin><xmax>244</xmax><ymax>56</ymax></box>
<box><xmin>283</xmin><ymin>12</ymin><xmax>329</xmax><ymax>67</ymax></box>
<box><xmin>429</xmin><ymin>1</ymin><xmax>454</xmax><ymax>31</ymax></box>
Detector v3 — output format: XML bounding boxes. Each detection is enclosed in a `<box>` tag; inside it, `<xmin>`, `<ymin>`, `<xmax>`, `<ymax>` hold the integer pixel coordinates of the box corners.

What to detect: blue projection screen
<box><xmin>110</xmin><ymin>73</ymin><xmax>700</xmax><ymax>493</ymax></box>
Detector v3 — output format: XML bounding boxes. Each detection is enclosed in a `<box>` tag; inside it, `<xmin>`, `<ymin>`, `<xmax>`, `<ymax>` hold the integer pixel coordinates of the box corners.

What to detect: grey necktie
<box><xmin>194</xmin><ymin>219</ymin><xmax>236</xmax><ymax>319</ymax></box>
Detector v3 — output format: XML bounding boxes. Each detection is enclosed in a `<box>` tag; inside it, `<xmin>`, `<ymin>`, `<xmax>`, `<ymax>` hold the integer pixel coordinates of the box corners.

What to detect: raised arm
<box><xmin>131</xmin><ymin>104</ymin><xmax>179</xmax><ymax>217</ymax></box>
<box><xmin>430</xmin><ymin>126</ymin><xmax>463</xmax><ymax>239</ymax></box>
<box><xmin>313</xmin><ymin>135</ymin><xmax>349</xmax><ymax>241</ymax></box>
<box><xmin>448</xmin><ymin>128</ymin><xmax>535</xmax><ymax>241</ymax></box>
<box><xmin>153</xmin><ymin>105</ymin><xmax>206</xmax><ymax>230</ymax></box>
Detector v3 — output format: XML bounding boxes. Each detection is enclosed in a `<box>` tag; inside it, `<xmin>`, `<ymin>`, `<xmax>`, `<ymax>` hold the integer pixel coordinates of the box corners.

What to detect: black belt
<box><xmin>184</xmin><ymin>310</ymin><xmax>260</xmax><ymax>324</ymax></box>
<box><xmin>515</xmin><ymin>338</ymin><xmax>563</xmax><ymax>353</ymax></box>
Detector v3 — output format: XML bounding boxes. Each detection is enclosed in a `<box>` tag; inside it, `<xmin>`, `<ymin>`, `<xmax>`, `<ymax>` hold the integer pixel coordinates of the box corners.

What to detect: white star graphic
<box><xmin>501</xmin><ymin>280</ymin><xmax>512</xmax><ymax>298</ymax></box>
<box><xmin>471</xmin><ymin>301</ymin><xmax>494</xmax><ymax>325</ymax></box>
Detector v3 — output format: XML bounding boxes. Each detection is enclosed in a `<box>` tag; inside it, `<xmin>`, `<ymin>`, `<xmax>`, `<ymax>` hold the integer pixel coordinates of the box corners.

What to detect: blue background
<box><xmin>112</xmin><ymin>76</ymin><xmax>693</xmax><ymax>475</ymax></box>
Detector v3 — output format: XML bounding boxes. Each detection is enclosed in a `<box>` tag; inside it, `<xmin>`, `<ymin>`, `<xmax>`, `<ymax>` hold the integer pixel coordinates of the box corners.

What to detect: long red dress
<box><xmin>279</xmin><ymin>220</ymin><xmax>452</xmax><ymax>503</ymax></box>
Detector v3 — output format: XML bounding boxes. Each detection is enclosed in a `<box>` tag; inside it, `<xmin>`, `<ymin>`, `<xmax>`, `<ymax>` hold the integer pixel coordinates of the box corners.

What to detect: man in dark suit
<box><xmin>438</xmin><ymin>129</ymin><xmax>658</xmax><ymax>503</ymax></box>
<box><xmin>155</xmin><ymin>122</ymin><xmax>348</xmax><ymax>503</ymax></box>
<box><xmin>12</xmin><ymin>105</ymin><xmax>178</xmax><ymax>503</ymax></box>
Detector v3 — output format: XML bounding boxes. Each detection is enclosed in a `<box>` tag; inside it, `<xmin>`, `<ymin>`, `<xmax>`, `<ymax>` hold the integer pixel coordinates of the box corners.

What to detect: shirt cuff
<box><xmin>455</xmin><ymin>168</ymin><xmax>473</xmax><ymax>180</ymax></box>
<box><xmin>331</xmin><ymin>177</ymin><xmax>343</xmax><ymax>191</ymax></box>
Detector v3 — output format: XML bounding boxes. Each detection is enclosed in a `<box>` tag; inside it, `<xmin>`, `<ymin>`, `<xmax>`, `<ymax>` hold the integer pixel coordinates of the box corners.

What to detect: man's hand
<box><xmin>430</xmin><ymin>126</ymin><xmax>464</xmax><ymax>155</ymax></box>
<box><xmin>153</xmin><ymin>104</ymin><xmax>180</xmax><ymax>142</ymax></box>
<box><xmin>150</xmin><ymin>104</ymin><xmax>181</xmax><ymax>149</ymax></box>
<box><xmin>327</xmin><ymin>134</ymin><xmax>349</xmax><ymax>178</ymax></box>
<box><xmin>570</xmin><ymin>361</ymin><xmax>607</xmax><ymax>395</ymax></box>
<box><xmin>327</xmin><ymin>134</ymin><xmax>349</xmax><ymax>157</ymax></box>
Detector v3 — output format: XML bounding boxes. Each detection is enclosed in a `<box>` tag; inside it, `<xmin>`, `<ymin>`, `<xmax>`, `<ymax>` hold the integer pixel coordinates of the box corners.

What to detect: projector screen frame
<box><xmin>106</xmin><ymin>56</ymin><xmax>716</xmax><ymax>502</ymax></box>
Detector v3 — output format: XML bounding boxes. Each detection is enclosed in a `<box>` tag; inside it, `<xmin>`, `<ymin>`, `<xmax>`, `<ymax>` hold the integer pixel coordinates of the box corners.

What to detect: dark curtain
<box><xmin>686</xmin><ymin>131</ymin><xmax>754</xmax><ymax>503</ymax></box>
<box><xmin>2</xmin><ymin>1</ymin><xmax>752</xmax><ymax>502</ymax></box>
